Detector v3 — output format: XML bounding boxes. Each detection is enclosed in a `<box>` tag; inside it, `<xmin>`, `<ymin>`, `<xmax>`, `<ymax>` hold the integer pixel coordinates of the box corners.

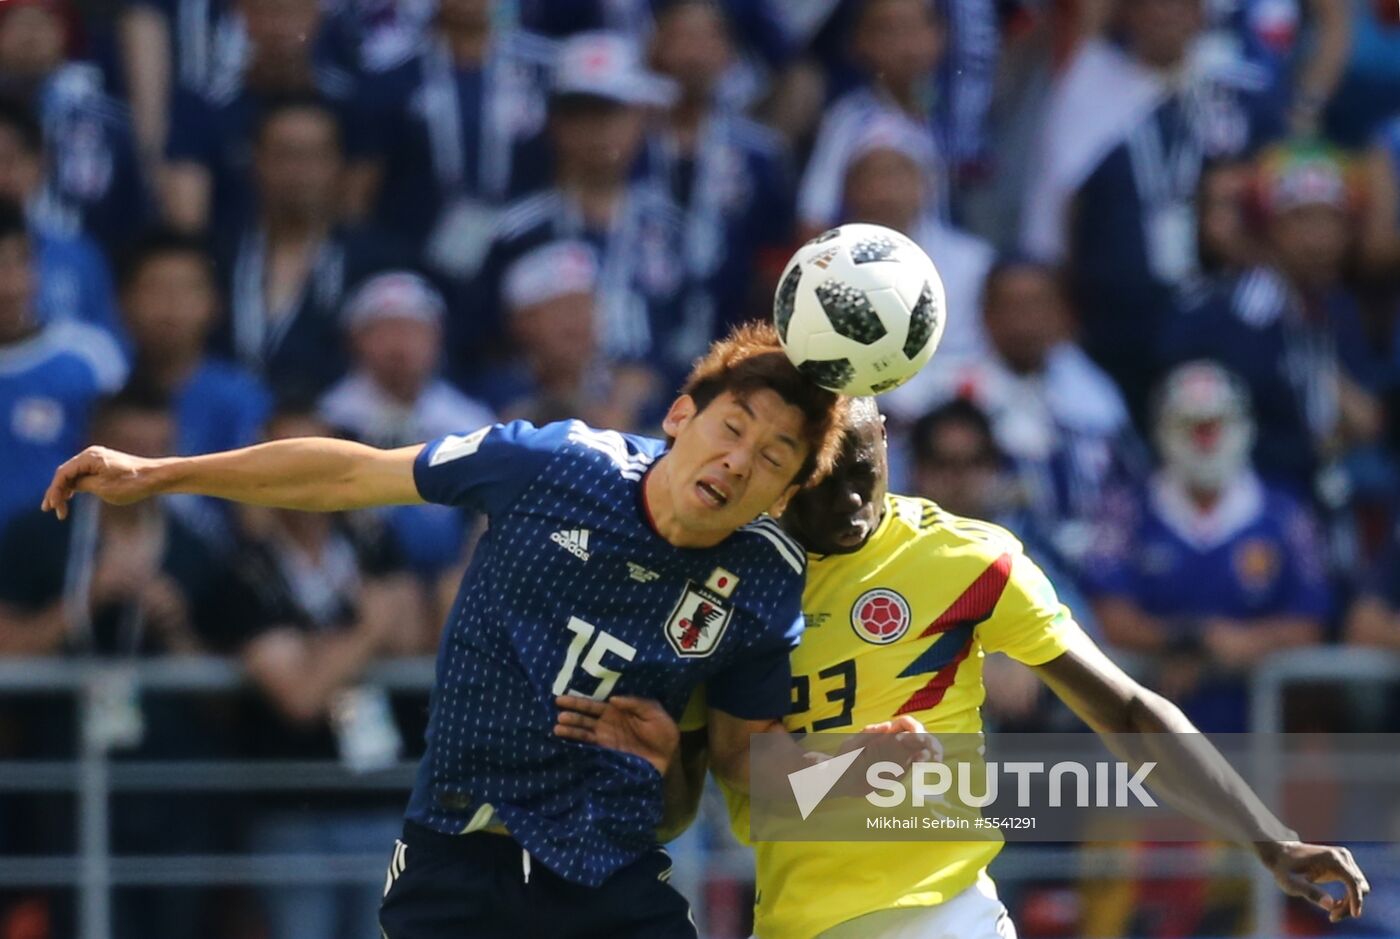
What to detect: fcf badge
<box><xmin>664</xmin><ymin>582</ymin><xmax>733</xmax><ymax>658</ymax></box>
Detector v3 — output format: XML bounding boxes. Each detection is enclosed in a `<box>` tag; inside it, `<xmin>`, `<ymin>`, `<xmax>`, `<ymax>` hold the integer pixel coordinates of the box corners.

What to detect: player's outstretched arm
<box><xmin>41</xmin><ymin>439</ymin><xmax>426</xmax><ymax>519</ymax></box>
<box><xmin>1034</xmin><ymin>640</ymin><xmax>1370</xmax><ymax>922</ymax></box>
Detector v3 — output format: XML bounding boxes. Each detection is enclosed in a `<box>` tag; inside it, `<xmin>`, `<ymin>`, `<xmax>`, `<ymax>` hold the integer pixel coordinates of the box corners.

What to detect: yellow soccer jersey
<box><xmin>732</xmin><ymin>493</ymin><xmax>1088</xmax><ymax>939</ymax></box>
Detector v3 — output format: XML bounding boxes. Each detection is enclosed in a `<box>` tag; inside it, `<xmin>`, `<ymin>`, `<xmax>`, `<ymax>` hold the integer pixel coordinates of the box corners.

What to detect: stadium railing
<box><xmin>0</xmin><ymin>648</ymin><xmax>1392</xmax><ymax>939</ymax></box>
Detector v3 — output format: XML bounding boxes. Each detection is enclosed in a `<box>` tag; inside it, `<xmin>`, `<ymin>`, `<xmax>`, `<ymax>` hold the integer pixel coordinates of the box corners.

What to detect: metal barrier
<box><xmin>1247</xmin><ymin>646</ymin><xmax>1400</xmax><ymax>937</ymax></box>
<box><xmin>0</xmin><ymin>649</ymin><xmax>1394</xmax><ymax>939</ymax></box>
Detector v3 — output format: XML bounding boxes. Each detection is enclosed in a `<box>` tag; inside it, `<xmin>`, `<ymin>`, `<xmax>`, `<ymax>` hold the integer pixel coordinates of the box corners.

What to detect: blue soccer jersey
<box><xmin>1084</xmin><ymin>471</ymin><xmax>1329</xmax><ymax>730</ymax></box>
<box><xmin>405</xmin><ymin>419</ymin><xmax>806</xmax><ymax>885</ymax></box>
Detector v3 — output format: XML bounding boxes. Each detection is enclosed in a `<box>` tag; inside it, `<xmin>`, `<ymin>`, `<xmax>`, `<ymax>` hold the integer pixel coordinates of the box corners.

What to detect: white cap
<box><xmin>847</xmin><ymin>113</ymin><xmax>938</xmax><ymax>173</ymax></box>
<box><xmin>503</xmin><ymin>241</ymin><xmax>599</xmax><ymax>311</ymax></box>
<box><xmin>343</xmin><ymin>271</ymin><xmax>446</xmax><ymax>330</ymax></box>
<box><xmin>553</xmin><ymin>31</ymin><xmax>678</xmax><ymax>107</ymax></box>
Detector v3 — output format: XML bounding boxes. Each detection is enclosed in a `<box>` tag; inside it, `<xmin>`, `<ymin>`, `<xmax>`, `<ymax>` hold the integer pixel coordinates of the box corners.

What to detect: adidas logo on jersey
<box><xmin>551</xmin><ymin>529</ymin><xmax>591</xmax><ymax>561</ymax></box>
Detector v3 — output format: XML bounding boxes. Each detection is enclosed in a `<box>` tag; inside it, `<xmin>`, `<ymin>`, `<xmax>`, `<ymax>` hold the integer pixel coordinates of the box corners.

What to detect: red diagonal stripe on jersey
<box><xmin>895</xmin><ymin>553</ymin><xmax>1013</xmax><ymax>716</ymax></box>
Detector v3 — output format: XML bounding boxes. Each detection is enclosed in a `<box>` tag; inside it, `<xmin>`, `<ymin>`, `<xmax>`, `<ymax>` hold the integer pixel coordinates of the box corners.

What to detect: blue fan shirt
<box><xmin>405</xmin><ymin>419</ymin><xmax>805</xmax><ymax>885</ymax></box>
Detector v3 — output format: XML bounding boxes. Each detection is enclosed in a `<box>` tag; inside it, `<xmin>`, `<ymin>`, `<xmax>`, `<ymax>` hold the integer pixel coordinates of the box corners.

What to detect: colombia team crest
<box><xmin>850</xmin><ymin>588</ymin><xmax>912</xmax><ymax>644</ymax></box>
<box><xmin>664</xmin><ymin>582</ymin><xmax>733</xmax><ymax>658</ymax></box>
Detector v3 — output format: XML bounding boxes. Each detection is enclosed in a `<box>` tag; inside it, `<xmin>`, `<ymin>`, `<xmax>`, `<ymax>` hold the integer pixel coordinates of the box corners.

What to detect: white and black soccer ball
<box><xmin>774</xmin><ymin>223</ymin><xmax>946</xmax><ymax>396</ymax></box>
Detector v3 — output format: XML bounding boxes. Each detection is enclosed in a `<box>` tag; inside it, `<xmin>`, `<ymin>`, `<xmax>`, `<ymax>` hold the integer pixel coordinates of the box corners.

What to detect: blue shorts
<box><xmin>378</xmin><ymin>822</ymin><xmax>697</xmax><ymax>939</ymax></box>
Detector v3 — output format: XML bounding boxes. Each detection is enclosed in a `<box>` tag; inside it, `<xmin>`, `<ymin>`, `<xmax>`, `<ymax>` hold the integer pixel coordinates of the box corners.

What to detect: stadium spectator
<box><xmin>894</xmin><ymin>257</ymin><xmax>1142</xmax><ymax>575</ymax></box>
<box><xmin>211</xmin><ymin>98</ymin><xmax>406</xmax><ymax>402</ymax></box>
<box><xmin>835</xmin><ymin>116</ymin><xmax>994</xmax><ymax>385</ymax></box>
<box><xmin>465</xmin><ymin>32</ymin><xmax>696</xmax><ymax>383</ymax></box>
<box><xmin>0</xmin><ymin>0</ymin><xmax>150</xmax><ymax>249</ymax></box>
<box><xmin>1085</xmin><ymin>361</ymin><xmax>1329</xmax><ymax>732</ymax></box>
<box><xmin>1347</xmin><ymin>513</ymin><xmax>1400</xmax><ymax>652</ymax></box>
<box><xmin>907</xmin><ymin>396</ymin><xmax>1098</xmax><ymax>638</ymax></box>
<box><xmin>485</xmin><ymin>240</ymin><xmax>660</xmax><ymax>433</ymax></box>
<box><xmin>357</xmin><ymin>0</ymin><xmax>554</xmax><ymax>277</ymax></box>
<box><xmin>0</xmin><ymin>384</ymin><xmax>232</xmax><ymax>939</ymax></box>
<box><xmin>1322</xmin><ymin>0</ymin><xmax>1400</xmax><ymax>146</ymax></box>
<box><xmin>161</xmin><ymin>0</ymin><xmax>373</xmax><ymax>234</ymax></box>
<box><xmin>318</xmin><ymin>270</ymin><xmax>492</xmax><ymax>588</ymax></box>
<box><xmin>1198</xmin><ymin>156</ymin><xmax>1266</xmax><ymax>276</ymax></box>
<box><xmin>120</xmin><ymin>0</ymin><xmax>242</xmax><ymax>176</ymax></box>
<box><xmin>645</xmin><ymin>0</ymin><xmax>794</xmax><ymax>333</ymax></box>
<box><xmin>1164</xmin><ymin>142</ymin><xmax>1384</xmax><ymax>501</ymax></box>
<box><xmin>0</xmin><ymin>198</ymin><xmax>124</xmax><ymax>534</ymax></box>
<box><xmin>0</xmin><ymin>386</ymin><xmax>225</xmax><ymax>658</ymax></box>
<box><xmin>118</xmin><ymin>229</ymin><xmax>270</xmax><ymax>459</ymax></box>
<box><xmin>1359</xmin><ymin>112</ymin><xmax>1400</xmax><ymax>277</ymax></box>
<box><xmin>797</xmin><ymin>0</ymin><xmax>950</xmax><ymax>234</ymax></box>
<box><xmin>217</xmin><ymin>406</ymin><xmax>429</xmax><ymax>939</ymax></box>
<box><xmin>1025</xmin><ymin>0</ymin><xmax>1286</xmax><ymax>419</ymax></box>
<box><xmin>321</xmin><ymin>271</ymin><xmax>493</xmax><ymax>450</ymax></box>
<box><xmin>1198</xmin><ymin>0</ymin><xmax>1350</xmax><ymax>134</ymax></box>
<box><xmin>0</xmin><ymin>98</ymin><xmax>122</xmax><ymax>337</ymax></box>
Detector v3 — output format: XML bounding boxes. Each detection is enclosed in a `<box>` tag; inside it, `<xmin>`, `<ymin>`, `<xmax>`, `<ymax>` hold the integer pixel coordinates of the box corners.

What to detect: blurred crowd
<box><xmin>4</xmin><ymin>0</ymin><xmax>1400</xmax><ymax>936</ymax></box>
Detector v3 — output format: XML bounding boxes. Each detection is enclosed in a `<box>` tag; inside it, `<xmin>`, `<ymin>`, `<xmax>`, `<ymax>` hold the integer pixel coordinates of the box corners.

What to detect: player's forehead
<box><xmin>713</xmin><ymin>389</ymin><xmax>806</xmax><ymax>454</ymax></box>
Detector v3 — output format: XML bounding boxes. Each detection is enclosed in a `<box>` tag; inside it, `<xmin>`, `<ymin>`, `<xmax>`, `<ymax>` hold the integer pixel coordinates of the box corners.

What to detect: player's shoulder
<box><xmin>899</xmin><ymin>495</ymin><xmax>1026</xmax><ymax>557</ymax></box>
<box><xmin>12</xmin><ymin>321</ymin><xmax>127</xmax><ymax>392</ymax></box>
<box><xmin>555</xmin><ymin>420</ymin><xmax>665</xmax><ymax>478</ymax></box>
<box><xmin>737</xmin><ymin>515</ymin><xmax>807</xmax><ymax>577</ymax></box>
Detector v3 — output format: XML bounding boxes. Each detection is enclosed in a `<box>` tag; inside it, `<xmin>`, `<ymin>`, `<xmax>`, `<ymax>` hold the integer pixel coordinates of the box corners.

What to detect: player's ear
<box><xmin>661</xmin><ymin>395</ymin><xmax>698</xmax><ymax>438</ymax></box>
<box><xmin>768</xmin><ymin>483</ymin><xmax>800</xmax><ymax>517</ymax></box>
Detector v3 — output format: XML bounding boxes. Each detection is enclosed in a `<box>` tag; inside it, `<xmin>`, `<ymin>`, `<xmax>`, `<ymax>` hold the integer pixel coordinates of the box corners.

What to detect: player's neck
<box><xmin>642</xmin><ymin>461</ymin><xmax>727</xmax><ymax>549</ymax></box>
<box><xmin>1186</xmin><ymin>485</ymin><xmax>1224</xmax><ymax>513</ymax></box>
<box><xmin>440</xmin><ymin>21</ymin><xmax>491</xmax><ymax>65</ymax></box>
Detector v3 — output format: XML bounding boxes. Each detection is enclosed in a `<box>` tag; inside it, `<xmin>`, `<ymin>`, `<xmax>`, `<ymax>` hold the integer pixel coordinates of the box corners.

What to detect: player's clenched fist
<box><xmin>41</xmin><ymin>446</ymin><xmax>162</xmax><ymax>520</ymax></box>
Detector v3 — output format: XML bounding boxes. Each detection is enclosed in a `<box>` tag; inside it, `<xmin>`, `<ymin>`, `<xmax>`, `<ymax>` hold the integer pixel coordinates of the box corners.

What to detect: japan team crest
<box><xmin>664</xmin><ymin>582</ymin><xmax>733</xmax><ymax>658</ymax></box>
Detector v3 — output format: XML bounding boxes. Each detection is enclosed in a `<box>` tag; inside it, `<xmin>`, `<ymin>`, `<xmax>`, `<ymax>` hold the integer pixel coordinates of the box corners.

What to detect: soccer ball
<box><xmin>774</xmin><ymin>223</ymin><xmax>946</xmax><ymax>396</ymax></box>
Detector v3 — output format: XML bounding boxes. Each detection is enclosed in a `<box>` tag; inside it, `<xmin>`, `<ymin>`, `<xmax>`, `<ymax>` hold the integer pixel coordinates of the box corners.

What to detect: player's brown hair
<box><xmin>678</xmin><ymin>321</ymin><xmax>848</xmax><ymax>486</ymax></box>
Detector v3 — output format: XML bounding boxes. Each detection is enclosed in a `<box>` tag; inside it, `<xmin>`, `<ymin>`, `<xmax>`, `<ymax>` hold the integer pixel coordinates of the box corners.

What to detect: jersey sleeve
<box><xmin>706</xmin><ymin>584</ymin><xmax>803</xmax><ymax>720</ymax></box>
<box><xmin>413</xmin><ymin>420</ymin><xmax>564</xmax><ymax>515</ymax></box>
<box><xmin>979</xmin><ymin>549</ymin><xmax>1085</xmax><ymax>667</ymax></box>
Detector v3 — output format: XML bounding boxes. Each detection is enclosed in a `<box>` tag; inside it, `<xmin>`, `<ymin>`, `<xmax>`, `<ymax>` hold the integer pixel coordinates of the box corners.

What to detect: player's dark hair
<box><xmin>252</xmin><ymin>96</ymin><xmax>344</xmax><ymax>152</ymax></box>
<box><xmin>654</xmin><ymin>0</ymin><xmax>729</xmax><ymax>29</ymax></box>
<box><xmin>982</xmin><ymin>254</ymin><xmax>1067</xmax><ymax>306</ymax></box>
<box><xmin>0</xmin><ymin>97</ymin><xmax>42</xmax><ymax>155</ymax></box>
<box><xmin>261</xmin><ymin>396</ymin><xmax>348</xmax><ymax>443</ymax></box>
<box><xmin>910</xmin><ymin>398</ymin><xmax>999</xmax><ymax>466</ymax></box>
<box><xmin>0</xmin><ymin>198</ymin><xmax>28</xmax><ymax>245</ymax></box>
<box><xmin>677</xmin><ymin>320</ymin><xmax>848</xmax><ymax>486</ymax></box>
<box><xmin>115</xmin><ymin>228</ymin><xmax>215</xmax><ymax>292</ymax></box>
